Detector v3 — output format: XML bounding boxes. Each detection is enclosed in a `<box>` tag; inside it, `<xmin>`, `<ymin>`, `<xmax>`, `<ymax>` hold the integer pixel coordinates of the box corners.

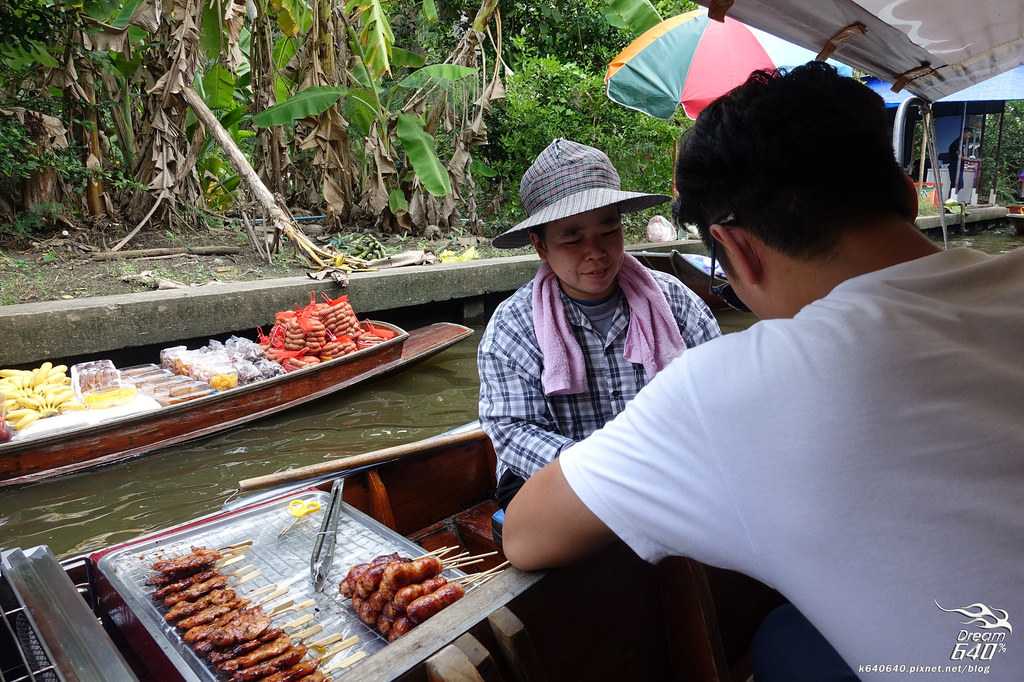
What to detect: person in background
<box><xmin>479</xmin><ymin>138</ymin><xmax>720</xmax><ymax>509</ymax></box>
<box><xmin>501</xmin><ymin>65</ymin><xmax>1024</xmax><ymax>681</ymax></box>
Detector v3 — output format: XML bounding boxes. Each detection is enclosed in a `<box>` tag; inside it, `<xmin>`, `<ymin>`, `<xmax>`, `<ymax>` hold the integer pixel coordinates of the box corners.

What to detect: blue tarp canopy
<box><xmin>865</xmin><ymin>66</ymin><xmax>1024</xmax><ymax>108</ymax></box>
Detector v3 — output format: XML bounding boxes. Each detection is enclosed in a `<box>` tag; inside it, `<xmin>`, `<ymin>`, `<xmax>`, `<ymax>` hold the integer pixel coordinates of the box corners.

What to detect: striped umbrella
<box><xmin>606</xmin><ymin>9</ymin><xmax>852</xmax><ymax>120</ymax></box>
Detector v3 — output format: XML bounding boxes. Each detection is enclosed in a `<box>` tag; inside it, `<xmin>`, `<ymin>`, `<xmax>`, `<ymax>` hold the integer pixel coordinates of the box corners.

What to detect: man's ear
<box><xmin>528</xmin><ymin>231</ymin><xmax>548</xmax><ymax>261</ymax></box>
<box><xmin>709</xmin><ymin>225</ymin><xmax>763</xmax><ymax>287</ymax></box>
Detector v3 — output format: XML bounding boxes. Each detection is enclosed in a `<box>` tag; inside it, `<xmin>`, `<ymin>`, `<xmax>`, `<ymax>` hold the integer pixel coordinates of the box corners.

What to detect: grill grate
<box><xmin>96</xmin><ymin>491</ymin><xmax>461</xmax><ymax>681</ymax></box>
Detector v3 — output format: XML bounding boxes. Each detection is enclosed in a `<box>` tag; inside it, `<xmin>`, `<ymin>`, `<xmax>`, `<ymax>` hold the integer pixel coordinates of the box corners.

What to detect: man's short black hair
<box><xmin>673</xmin><ymin>62</ymin><xmax>915</xmax><ymax>259</ymax></box>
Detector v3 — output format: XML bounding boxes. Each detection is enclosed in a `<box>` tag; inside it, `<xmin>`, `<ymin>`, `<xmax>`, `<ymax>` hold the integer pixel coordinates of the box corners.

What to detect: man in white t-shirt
<box><xmin>501</xmin><ymin>63</ymin><xmax>1024</xmax><ymax>681</ymax></box>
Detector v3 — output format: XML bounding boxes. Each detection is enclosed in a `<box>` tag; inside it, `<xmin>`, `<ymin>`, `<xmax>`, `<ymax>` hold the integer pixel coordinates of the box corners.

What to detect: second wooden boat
<box><xmin>0</xmin><ymin>322</ymin><xmax>473</xmax><ymax>489</ymax></box>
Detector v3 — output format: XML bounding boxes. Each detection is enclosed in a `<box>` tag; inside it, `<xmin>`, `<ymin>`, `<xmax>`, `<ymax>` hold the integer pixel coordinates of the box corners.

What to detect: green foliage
<box><xmin>981</xmin><ymin>102</ymin><xmax>1024</xmax><ymax>204</ymax></box>
<box><xmin>0</xmin><ymin>202</ymin><xmax>63</xmax><ymax>239</ymax></box>
<box><xmin>253</xmin><ymin>86</ymin><xmax>349</xmax><ymax>127</ymax></box>
<box><xmin>396</xmin><ymin>64</ymin><xmax>476</xmax><ymax>89</ymax></box>
<box><xmin>487</xmin><ymin>55</ymin><xmax>687</xmax><ymax>206</ymax></box>
<box><xmin>0</xmin><ymin>0</ymin><xmax>68</xmax><ymax>50</ymax></box>
<box><xmin>202</xmin><ymin>65</ymin><xmax>238</xmax><ymax>110</ymax></box>
<box><xmin>601</xmin><ymin>0</ymin><xmax>662</xmax><ymax>36</ymax></box>
<box><xmin>395</xmin><ymin>113</ymin><xmax>452</xmax><ymax>196</ymax></box>
<box><xmin>348</xmin><ymin>0</ymin><xmax>395</xmax><ymax>79</ymax></box>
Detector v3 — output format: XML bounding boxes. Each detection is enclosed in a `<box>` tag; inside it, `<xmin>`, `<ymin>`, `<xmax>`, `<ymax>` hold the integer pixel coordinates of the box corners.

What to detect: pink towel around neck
<box><xmin>532</xmin><ymin>253</ymin><xmax>685</xmax><ymax>395</ymax></box>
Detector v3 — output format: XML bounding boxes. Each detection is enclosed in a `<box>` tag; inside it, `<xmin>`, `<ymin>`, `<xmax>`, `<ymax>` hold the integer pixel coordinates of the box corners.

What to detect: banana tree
<box><xmin>251</xmin><ymin>0</ymin><xmax>502</xmax><ymax>234</ymax></box>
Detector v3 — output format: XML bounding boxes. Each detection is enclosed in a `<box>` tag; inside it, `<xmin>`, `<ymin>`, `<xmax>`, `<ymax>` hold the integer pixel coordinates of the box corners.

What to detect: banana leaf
<box><xmin>253</xmin><ymin>86</ymin><xmax>348</xmax><ymax>127</ymax></box>
<box><xmin>397</xmin><ymin>64</ymin><xmax>477</xmax><ymax>89</ymax></box>
<box><xmin>602</xmin><ymin>0</ymin><xmax>662</xmax><ymax>36</ymax></box>
<box><xmin>396</xmin><ymin>113</ymin><xmax>451</xmax><ymax>197</ymax></box>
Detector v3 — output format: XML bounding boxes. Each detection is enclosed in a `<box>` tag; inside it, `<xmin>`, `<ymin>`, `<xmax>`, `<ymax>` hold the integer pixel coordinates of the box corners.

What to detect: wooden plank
<box><xmin>454</xmin><ymin>633</ymin><xmax>506</xmax><ymax>682</ymax></box>
<box><xmin>486</xmin><ymin>607</ymin><xmax>546</xmax><ymax>682</ymax></box>
<box><xmin>340</xmin><ymin>566</ymin><xmax>543</xmax><ymax>682</ymax></box>
<box><xmin>425</xmin><ymin>645</ymin><xmax>486</xmax><ymax>682</ymax></box>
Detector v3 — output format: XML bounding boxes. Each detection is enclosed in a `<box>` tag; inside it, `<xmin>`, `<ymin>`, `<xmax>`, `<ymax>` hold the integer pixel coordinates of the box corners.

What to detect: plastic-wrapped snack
<box><xmin>231</xmin><ymin>359</ymin><xmax>261</xmax><ymax>386</ymax></box>
<box><xmin>121</xmin><ymin>363</ymin><xmax>161</xmax><ymax>378</ymax></box>
<box><xmin>253</xmin><ymin>358</ymin><xmax>285</xmax><ymax>380</ymax></box>
<box><xmin>225</xmin><ymin>336</ymin><xmax>265</xmax><ymax>362</ymax></box>
<box><xmin>71</xmin><ymin>360</ymin><xmax>138</xmax><ymax>409</ymax></box>
<box><xmin>160</xmin><ymin>346</ymin><xmax>188</xmax><ymax>372</ymax></box>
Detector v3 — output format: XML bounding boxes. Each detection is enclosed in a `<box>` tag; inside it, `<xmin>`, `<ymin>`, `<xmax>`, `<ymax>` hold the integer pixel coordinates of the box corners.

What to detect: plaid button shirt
<box><xmin>478</xmin><ymin>269</ymin><xmax>721</xmax><ymax>481</ymax></box>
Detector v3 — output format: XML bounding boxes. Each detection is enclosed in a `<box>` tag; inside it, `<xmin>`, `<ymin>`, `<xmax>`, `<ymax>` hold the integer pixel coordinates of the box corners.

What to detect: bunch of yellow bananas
<box><xmin>0</xmin><ymin>362</ymin><xmax>85</xmax><ymax>431</ymax></box>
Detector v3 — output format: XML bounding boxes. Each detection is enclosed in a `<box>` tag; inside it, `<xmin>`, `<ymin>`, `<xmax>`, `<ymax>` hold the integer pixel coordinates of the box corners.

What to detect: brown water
<box><xmin>1</xmin><ymin>226</ymin><xmax>1020</xmax><ymax>559</ymax></box>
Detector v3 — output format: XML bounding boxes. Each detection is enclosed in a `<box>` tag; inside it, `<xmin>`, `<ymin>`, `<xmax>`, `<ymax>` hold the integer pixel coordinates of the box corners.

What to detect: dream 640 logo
<box><xmin>935</xmin><ymin>601</ymin><xmax>1013</xmax><ymax>662</ymax></box>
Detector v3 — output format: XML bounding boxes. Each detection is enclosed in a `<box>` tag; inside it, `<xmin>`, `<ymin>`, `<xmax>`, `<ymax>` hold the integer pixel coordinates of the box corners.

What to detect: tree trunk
<box><xmin>180</xmin><ymin>86</ymin><xmax>330</xmax><ymax>266</ymax></box>
<box><xmin>78</xmin><ymin>46</ymin><xmax>107</xmax><ymax>219</ymax></box>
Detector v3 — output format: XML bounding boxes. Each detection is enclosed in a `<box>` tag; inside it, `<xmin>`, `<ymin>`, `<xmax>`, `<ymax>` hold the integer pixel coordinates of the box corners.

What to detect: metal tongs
<box><xmin>310</xmin><ymin>478</ymin><xmax>344</xmax><ymax>592</ymax></box>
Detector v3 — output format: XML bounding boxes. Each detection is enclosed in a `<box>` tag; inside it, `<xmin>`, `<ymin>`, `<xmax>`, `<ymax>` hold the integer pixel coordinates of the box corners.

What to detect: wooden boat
<box><xmin>0</xmin><ymin>428</ymin><xmax>779</xmax><ymax>682</ymax></box>
<box><xmin>633</xmin><ymin>249</ymin><xmax>730</xmax><ymax>310</ymax></box>
<box><xmin>0</xmin><ymin>322</ymin><xmax>472</xmax><ymax>489</ymax></box>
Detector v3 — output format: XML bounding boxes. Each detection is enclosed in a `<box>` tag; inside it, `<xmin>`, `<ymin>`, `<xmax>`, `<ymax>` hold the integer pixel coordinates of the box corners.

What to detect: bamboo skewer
<box><xmin>244</xmin><ymin>583</ymin><xmax>279</xmax><ymax>600</ymax></box>
<box><xmin>283</xmin><ymin>613</ymin><xmax>315</xmax><ymax>630</ymax></box>
<box><xmin>292</xmin><ymin>623</ymin><xmax>323</xmax><ymax>640</ymax></box>
<box><xmin>235</xmin><ymin>569</ymin><xmax>262</xmax><ymax>586</ymax></box>
<box><xmin>254</xmin><ymin>585</ymin><xmax>287</xmax><ymax>606</ymax></box>
<box><xmin>216</xmin><ymin>554</ymin><xmax>248</xmax><ymax>570</ymax></box>
<box><xmin>218</xmin><ymin>540</ymin><xmax>253</xmax><ymax>553</ymax></box>
<box><xmin>417</xmin><ymin>546</ymin><xmax>459</xmax><ymax>560</ymax></box>
<box><xmin>272</xmin><ymin>598</ymin><xmax>314</xmax><ymax>618</ymax></box>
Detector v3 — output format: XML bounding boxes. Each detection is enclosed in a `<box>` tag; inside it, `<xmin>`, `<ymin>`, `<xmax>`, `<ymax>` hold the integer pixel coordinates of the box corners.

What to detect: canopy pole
<box><xmin>952</xmin><ymin>102</ymin><xmax>968</xmax><ymax>201</ymax></box>
<box><xmin>925</xmin><ymin>103</ymin><xmax>949</xmax><ymax>249</ymax></box>
<box><xmin>976</xmin><ymin>112</ymin><xmax>988</xmax><ymax>198</ymax></box>
<box><xmin>991</xmin><ymin>109</ymin><xmax>1006</xmax><ymax>202</ymax></box>
<box><xmin>917</xmin><ymin>109</ymin><xmax>929</xmax><ymax>184</ymax></box>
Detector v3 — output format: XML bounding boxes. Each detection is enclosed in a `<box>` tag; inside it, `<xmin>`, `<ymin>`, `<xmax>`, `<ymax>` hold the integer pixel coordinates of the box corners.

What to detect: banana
<box><xmin>33</xmin><ymin>364</ymin><xmax>52</xmax><ymax>387</ymax></box>
<box><xmin>13</xmin><ymin>411</ymin><xmax>40</xmax><ymax>430</ymax></box>
<box><xmin>0</xmin><ymin>369</ymin><xmax>28</xmax><ymax>378</ymax></box>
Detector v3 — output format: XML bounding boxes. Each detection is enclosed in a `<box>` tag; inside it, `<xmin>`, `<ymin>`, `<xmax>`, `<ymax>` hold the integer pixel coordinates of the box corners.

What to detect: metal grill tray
<box><xmin>96</xmin><ymin>490</ymin><xmax>462</xmax><ymax>681</ymax></box>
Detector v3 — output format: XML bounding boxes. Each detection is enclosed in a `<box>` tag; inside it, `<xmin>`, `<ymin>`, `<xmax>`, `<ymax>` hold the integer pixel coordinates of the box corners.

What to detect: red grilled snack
<box><xmin>220</xmin><ymin>635</ymin><xmax>291</xmax><ymax>672</ymax></box>
<box><xmin>355</xmin><ymin>556</ymin><xmax>410</xmax><ymax>598</ymax></box>
<box><xmin>354</xmin><ymin>595</ymin><xmax>380</xmax><ymax>627</ymax></box>
<box><xmin>184</xmin><ymin>609</ymin><xmax>241</xmax><ymax>644</ymax></box>
<box><xmin>154</xmin><ymin>569</ymin><xmax>218</xmax><ymax>599</ymax></box>
<box><xmin>208</xmin><ymin>609</ymin><xmax>272</xmax><ymax>648</ymax></box>
<box><xmin>176</xmin><ymin>598</ymin><xmax>247</xmax><ymax>630</ymax></box>
<box><xmin>339</xmin><ymin>562</ymin><xmax>368</xmax><ymax>597</ymax></box>
<box><xmin>340</xmin><ymin>553</ymin><xmax>402</xmax><ymax>597</ymax></box>
<box><xmin>407</xmin><ymin>583</ymin><xmax>465</xmax><ymax>624</ymax></box>
<box><xmin>376</xmin><ymin>608</ymin><xmax>395</xmax><ymax>636</ymax></box>
<box><xmin>206</xmin><ymin>627</ymin><xmax>283</xmax><ymax>663</ymax></box>
<box><xmin>151</xmin><ymin>547</ymin><xmax>222</xmax><ymax>575</ymax></box>
<box><xmin>164</xmin><ymin>575</ymin><xmax>228</xmax><ymax>606</ymax></box>
<box><xmin>296</xmin><ymin>673</ymin><xmax>325</xmax><ymax>682</ymax></box>
<box><xmin>259</xmin><ymin>661</ymin><xmax>320</xmax><ymax>682</ymax></box>
<box><xmin>392</xmin><ymin>576</ymin><xmax>447</xmax><ymax>613</ymax></box>
<box><xmin>231</xmin><ymin>645</ymin><xmax>307</xmax><ymax>682</ymax></box>
<box><xmin>379</xmin><ymin>556</ymin><xmax>442</xmax><ymax>596</ymax></box>
<box><xmin>165</xmin><ymin>588</ymin><xmax>236</xmax><ymax>622</ymax></box>
<box><xmin>388</xmin><ymin>617</ymin><xmax>413</xmax><ymax>642</ymax></box>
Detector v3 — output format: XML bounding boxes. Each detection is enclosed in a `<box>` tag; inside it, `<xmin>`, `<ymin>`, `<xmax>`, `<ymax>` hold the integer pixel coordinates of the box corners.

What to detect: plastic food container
<box><xmin>120</xmin><ymin>364</ymin><xmax>161</xmax><ymax>378</ymax></box>
<box><xmin>72</xmin><ymin>360</ymin><xmax>138</xmax><ymax>409</ymax></box>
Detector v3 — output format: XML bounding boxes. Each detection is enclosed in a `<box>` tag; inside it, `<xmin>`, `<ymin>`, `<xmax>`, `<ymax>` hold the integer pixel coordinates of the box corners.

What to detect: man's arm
<box><xmin>503</xmin><ymin>459</ymin><xmax>616</xmax><ymax>570</ymax></box>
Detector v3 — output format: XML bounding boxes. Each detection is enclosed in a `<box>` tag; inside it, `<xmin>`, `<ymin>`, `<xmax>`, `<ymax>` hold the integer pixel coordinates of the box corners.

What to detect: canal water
<box><xmin>1</xmin><ymin>226</ymin><xmax>1020</xmax><ymax>558</ymax></box>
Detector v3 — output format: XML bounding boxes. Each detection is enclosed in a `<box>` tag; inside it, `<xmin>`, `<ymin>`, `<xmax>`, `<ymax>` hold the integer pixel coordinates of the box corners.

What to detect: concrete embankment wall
<box><xmin>1</xmin><ymin>241</ymin><xmax>705</xmax><ymax>367</ymax></box>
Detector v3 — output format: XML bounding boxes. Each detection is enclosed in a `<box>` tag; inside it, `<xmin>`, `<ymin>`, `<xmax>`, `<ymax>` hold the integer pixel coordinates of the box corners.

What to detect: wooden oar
<box><xmin>237</xmin><ymin>429</ymin><xmax>485</xmax><ymax>492</ymax></box>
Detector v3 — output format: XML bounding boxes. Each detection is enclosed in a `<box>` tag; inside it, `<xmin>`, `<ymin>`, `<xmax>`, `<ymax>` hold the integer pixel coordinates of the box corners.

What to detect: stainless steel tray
<box><xmin>95</xmin><ymin>490</ymin><xmax>460</xmax><ymax>681</ymax></box>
